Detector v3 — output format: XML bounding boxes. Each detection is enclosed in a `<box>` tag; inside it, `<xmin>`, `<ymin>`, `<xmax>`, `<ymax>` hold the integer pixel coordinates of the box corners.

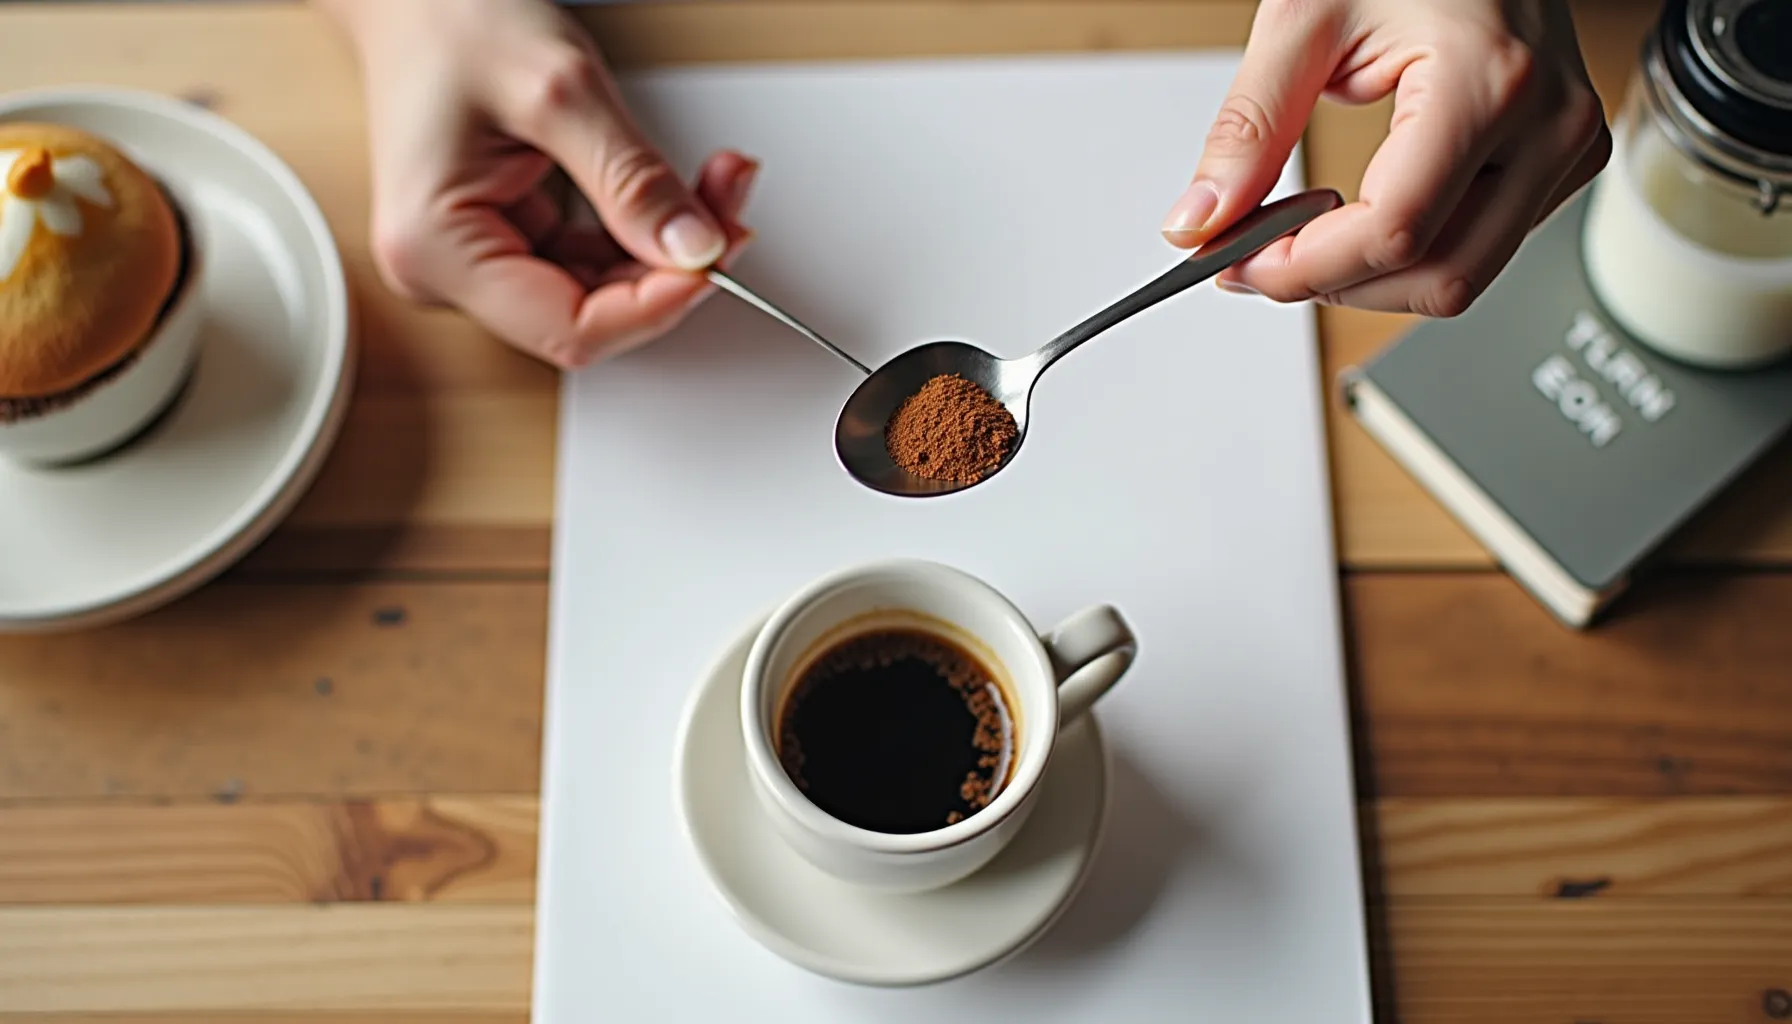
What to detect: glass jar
<box><xmin>1581</xmin><ymin>0</ymin><xmax>1792</xmax><ymax>369</ymax></box>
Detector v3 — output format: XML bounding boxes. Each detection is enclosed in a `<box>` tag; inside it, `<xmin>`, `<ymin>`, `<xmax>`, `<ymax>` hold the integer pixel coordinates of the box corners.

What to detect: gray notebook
<box><xmin>1340</xmin><ymin>190</ymin><xmax>1792</xmax><ymax>628</ymax></box>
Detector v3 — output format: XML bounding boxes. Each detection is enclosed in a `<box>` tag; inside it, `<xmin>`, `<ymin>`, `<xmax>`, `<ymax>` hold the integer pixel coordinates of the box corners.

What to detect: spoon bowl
<box><xmin>835</xmin><ymin>188</ymin><xmax>1344</xmax><ymax>498</ymax></box>
<box><xmin>833</xmin><ymin>339</ymin><xmax>1032</xmax><ymax>497</ymax></box>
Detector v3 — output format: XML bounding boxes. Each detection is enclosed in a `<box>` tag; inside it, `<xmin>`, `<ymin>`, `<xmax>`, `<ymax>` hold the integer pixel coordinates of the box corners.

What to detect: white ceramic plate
<box><xmin>673</xmin><ymin>618</ymin><xmax>1110</xmax><ymax>987</ymax></box>
<box><xmin>0</xmin><ymin>86</ymin><xmax>351</xmax><ymax>632</ymax></box>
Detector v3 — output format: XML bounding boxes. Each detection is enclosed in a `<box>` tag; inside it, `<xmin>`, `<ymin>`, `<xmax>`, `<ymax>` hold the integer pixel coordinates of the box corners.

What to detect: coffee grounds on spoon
<box><xmin>884</xmin><ymin>373</ymin><xmax>1018</xmax><ymax>484</ymax></box>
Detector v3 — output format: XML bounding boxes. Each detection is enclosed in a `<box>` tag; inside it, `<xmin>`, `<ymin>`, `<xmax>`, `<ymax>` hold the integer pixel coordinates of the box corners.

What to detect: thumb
<box><xmin>507</xmin><ymin>53</ymin><xmax>727</xmax><ymax>271</ymax></box>
<box><xmin>1162</xmin><ymin>6</ymin><xmax>1341</xmax><ymax>249</ymax></box>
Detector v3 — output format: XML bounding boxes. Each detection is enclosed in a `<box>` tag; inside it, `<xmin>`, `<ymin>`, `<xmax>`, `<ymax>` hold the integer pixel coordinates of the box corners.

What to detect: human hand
<box><xmin>1161</xmin><ymin>0</ymin><xmax>1609</xmax><ymax>317</ymax></box>
<box><xmin>316</xmin><ymin>0</ymin><xmax>755</xmax><ymax>368</ymax></box>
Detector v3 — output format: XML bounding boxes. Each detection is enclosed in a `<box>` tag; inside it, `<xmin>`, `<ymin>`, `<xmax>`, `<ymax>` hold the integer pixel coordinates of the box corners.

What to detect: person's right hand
<box><xmin>315</xmin><ymin>0</ymin><xmax>756</xmax><ymax>369</ymax></box>
<box><xmin>1161</xmin><ymin>0</ymin><xmax>1609</xmax><ymax>319</ymax></box>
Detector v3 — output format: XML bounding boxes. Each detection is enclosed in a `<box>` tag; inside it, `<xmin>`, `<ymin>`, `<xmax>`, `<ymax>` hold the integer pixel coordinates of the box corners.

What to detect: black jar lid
<box><xmin>1659</xmin><ymin>0</ymin><xmax>1792</xmax><ymax>158</ymax></box>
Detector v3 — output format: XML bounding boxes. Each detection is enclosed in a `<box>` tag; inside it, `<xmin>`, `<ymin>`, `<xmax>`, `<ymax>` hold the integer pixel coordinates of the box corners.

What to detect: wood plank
<box><xmin>5</xmin><ymin>796</ymin><xmax>1792</xmax><ymax>906</ymax></box>
<box><xmin>236</xmin><ymin>527</ymin><xmax>552</xmax><ymax>578</ymax></box>
<box><xmin>1380</xmin><ymin>901</ymin><xmax>1792</xmax><ymax>1024</ymax></box>
<box><xmin>6</xmin><ymin>1018</ymin><xmax>518</xmax><ymax>1024</ymax></box>
<box><xmin>1350</xmin><ymin>571</ymin><xmax>1792</xmax><ymax>798</ymax></box>
<box><xmin>0</xmin><ymin>584</ymin><xmax>546</xmax><ymax>801</ymax></box>
<box><xmin>576</xmin><ymin>0</ymin><xmax>1262</xmax><ymax>66</ymax></box>
<box><xmin>0</xmin><ymin>798</ymin><xmax>535</xmax><ymax>905</ymax></box>
<box><xmin>5</xmin><ymin>570</ymin><xmax>1792</xmax><ymax>802</ymax></box>
<box><xmin>2</xmin><ymin>1018</ymin><xmax>518</xmax><ymax>1024</ymax></box>
<box><xmin>281</xmin><ymin>394</ymin><xmax>557</xmax><ymax>531</ymax></box>
<box><xmin>1377</xmin><ymin>797</ymin><xmax>1792</xmax><ymax>898</ymax></box>
<box><xmin>0</xmin><ymin>905</ymin><xmax>532</xmax><ymax>1013</ymax></box>
<box><xmin>2</xmin><ymin>900</ymin><xmax>1788</xmax><ymax>1019</ymax></box>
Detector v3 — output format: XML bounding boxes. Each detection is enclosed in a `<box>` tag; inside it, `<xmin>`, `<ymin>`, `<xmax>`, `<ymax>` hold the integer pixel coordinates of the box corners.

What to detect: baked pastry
<box><xmin>0</xmin><ymin>122</ymin><xmax>184</xmax><ymax>419</ymax></box>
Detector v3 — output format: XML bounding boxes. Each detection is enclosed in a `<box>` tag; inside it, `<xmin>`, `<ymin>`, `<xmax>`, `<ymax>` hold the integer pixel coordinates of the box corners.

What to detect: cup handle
<box><xmin>1041</xmin><ymin>605</ymin><xmax>1137</xmax><ymax>727</ymax></box>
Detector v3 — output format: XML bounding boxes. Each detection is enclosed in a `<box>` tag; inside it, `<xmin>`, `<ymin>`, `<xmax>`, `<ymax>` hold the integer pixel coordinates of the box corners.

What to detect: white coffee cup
<box><xmin>740</xmin><ymin>558</ymin><xmax>1136</xmax><ymax>894</ymax></box>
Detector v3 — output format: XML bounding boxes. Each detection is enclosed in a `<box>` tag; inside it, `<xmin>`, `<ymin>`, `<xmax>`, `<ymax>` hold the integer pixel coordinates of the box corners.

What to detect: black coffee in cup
<box><xmin>775</xmin><ymin>626</ymin><xmax>1019</xmax><ymax>834</ymax></box>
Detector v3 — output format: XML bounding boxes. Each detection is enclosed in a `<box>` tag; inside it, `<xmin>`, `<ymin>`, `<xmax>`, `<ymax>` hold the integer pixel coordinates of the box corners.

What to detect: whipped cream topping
<box><xmin>0</xmin><ymin>148</ymin><xmax>114</xmax><ymax>283</ymax></box>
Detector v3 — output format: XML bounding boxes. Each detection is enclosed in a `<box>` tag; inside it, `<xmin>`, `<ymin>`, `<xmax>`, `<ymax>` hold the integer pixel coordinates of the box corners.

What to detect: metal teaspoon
<box><xmin>832</xmin><ymin>187</ymin><xmax>1343</xmax><ymax>497</ymax></box>
<box><xmin>706</xmin><ymin>187</ymin><xmax>1343</xmax><ymax>497</ymax></box>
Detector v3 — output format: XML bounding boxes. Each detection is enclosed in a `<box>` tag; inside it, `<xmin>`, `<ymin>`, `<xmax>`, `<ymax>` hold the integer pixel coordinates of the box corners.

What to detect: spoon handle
<box><xmin>707</xmin><ymin>269</ymin><xmax>873</xmax><ymax>375</ymax></box>
<box><xmin>1026</xmin><ymin>188</ymin><xmax>1344</xmax><ymax>376</ymax></box>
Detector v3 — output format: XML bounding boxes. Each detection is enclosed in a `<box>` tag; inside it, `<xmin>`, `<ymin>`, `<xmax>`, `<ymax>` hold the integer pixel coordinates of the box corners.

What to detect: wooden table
<box><xmin>2</xmin><ymin>3</ymin><xmax>1789</xmax><ymax>1021</ymax></box>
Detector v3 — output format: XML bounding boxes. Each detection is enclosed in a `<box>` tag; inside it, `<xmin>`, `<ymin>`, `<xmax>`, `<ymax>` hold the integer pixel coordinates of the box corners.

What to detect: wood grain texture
<box><xmin>19</xmin><ymin>1018</ymin><xmax>519</xmax><ymax>1024</ymax></box>
<box><xmin>0</xmin><ymin>583</ymin><xmax>546</xmax><ymax>801</ymax></box>
<box><xmin>2</xmin><ymin>900</ymin><xmax>1788</xmax><ymax>1018</ymax></box>
<box><xmin>3</xmin><ymin>795</ymin><xmax>1790</xmax><ymax>906</ymax></box>
<box><xmin>284</xmin><ymin>394</ymin><xmax>558</xmax><ymax>531</ymax></box>
<box><xmin>0</xmin><ymin>904</ymin><xmax>533</xmax><ymax>1013</ymax></box>
<box><xmin>0</xmin><ymin>2</ymin><xmax>1785</xmax><ymax>573</ymax></box>
<box><xmin>0</xmin><ymin>798</ymin><xmax>535</xmax><ymax>905</ymax></box>
<box><xmin>1379</xmin><ymin>797</ymin><xmax>1792</xmax><ymax>898</ymax></box>
<box><xmin>1350</xmin><ymin>571</ymin><xmax>1792</xmax><ymax>798</ymax></box>
<box><xmin>237</xmin><ymin>527</ymin><xmax>551</xmax><ymax>578</ymax></box>
<box><xmin>1380</xmin><ymin>901</ymin><xmax>1792</xmax><ymax>1024</ymax></box>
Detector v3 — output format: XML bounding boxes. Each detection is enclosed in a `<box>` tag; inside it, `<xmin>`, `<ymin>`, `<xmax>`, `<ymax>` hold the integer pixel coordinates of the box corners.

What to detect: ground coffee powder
<box><xmin>884</xmin><ymin>373</ymin><xmax>1018</xmax><ymax>484</ymax></box>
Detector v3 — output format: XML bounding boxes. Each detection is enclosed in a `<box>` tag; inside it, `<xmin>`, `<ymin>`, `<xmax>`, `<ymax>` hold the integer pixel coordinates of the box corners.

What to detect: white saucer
<box><xmin>673</xmin><ymin>619</ymin><xmax>1110</xmax><ymax>987</ymax></box>
<box><xmin>0</xmin><ymin>87</ymin><xmax>351</xmax><ymax>632</ymax></box>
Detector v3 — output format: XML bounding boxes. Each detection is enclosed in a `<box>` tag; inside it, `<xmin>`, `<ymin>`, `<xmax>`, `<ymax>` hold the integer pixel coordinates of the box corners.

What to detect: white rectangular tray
<box><xmin>535</xmin><ymin>51</ymin><xmax>1370</xmax><ymax>1022</ymax></box>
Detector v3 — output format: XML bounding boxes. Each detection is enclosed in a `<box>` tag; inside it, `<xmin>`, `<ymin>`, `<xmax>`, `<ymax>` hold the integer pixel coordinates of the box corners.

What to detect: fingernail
<box><xmin>733</xmin><ymin>160</ymin><xmax>761</xmax><ymax>211</ymax></box>
<box><xmin>1216</xmin><ymin>278</ymin><xmax>1260</xmax><ymax>297</ymax></box>
<box><xmin>1162</xmin><ymin>180</ymin><xmax>1220</xmax><ymax>238</ymax></box>
<box><xmin>660</xmin><ymin>212</ymin><xmax>726</xmax><ymax>269</ymax></box>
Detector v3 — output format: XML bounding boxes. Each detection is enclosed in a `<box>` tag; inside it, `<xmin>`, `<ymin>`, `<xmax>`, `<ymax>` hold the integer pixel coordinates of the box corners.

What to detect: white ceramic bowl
<box><xmin>0</xmin><ymin>177</ymin><xmax>206</xmax><ymax>465</ymax></box>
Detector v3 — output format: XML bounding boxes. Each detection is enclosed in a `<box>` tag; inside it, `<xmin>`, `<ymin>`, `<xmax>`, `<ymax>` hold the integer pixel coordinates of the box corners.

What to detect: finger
<box><xmin>1161</xmin><ymin>1</ymin><xmax>1343</xmax><ymax>249</ymax></box>
<box><xmin>576</xmin><ymin>210</ymin><xmax>755</xmax><ymax>293</ymax></box>
<box><xmin>1313</xmin><ymin>148</ymin><xmax>1567</xmax><ymax>317</ymax></box>
<box><xmin>547</xmin><ymin>223</ymin><xmax>750</xmax><ymax>286</ymax></box>
<box><xmin>1480</xmin><ymin>79</ymin><xmax>1607</xmax><ymax>225</ymax></box>
<box><xmin>537</xmin><ymin>153</ymin><xmax>759</xmax><ymax>293</ymax></box>
<box><xmin>1531</xmin><ymin>120</ymin><xmax>1612</xmax><ymax>228</ymax></box>
<box><xmin>573</xmin><ymin>228</ymin><xmax>759</xmax><ymax>363</ymax></box>
<box><xmin>548</xmin><ymin>148</ymin><xmax>757</xmax><ymax>237</ymax></box>
<box><xmin>550</xmin><ymin>153</ymin><xmax>758</xmax><ymax>285</ymax></box>
<box><xmin>556</xmin><ymin>149</ymin><xmax>755</xmax><ymax>233</ymax></box>
<box><xmin>416</xmin><ymin>204</ymin><xmax>702</xmax><ymax>368</ymax></box>
<box><xmin>500</xmin><ymin>48</ymin><xmax>729</xmax><ymax>271</ymax></box>
<box><xmin>694</xmin><ymin>150</ymin><xmax>759</xmax><ymax>229</ymax></box>
<box><xmin>556</xmin><ymin>151</ymin><xmax>744</xmax><ymax>229</ymax></box>
<box><xmin>1217</xmin><ymin>52</ymin><xmax>1532</xmax><ymax>302</ymax></box>
<box><xmin>562</xmin><ymin>201</ymin><xmax>758</xmax><ymax>361</ymax></box>
<box><xmin>568</xmin><ymin>271</ymin><xmax>719</xmax><ymax>362</ymax></box>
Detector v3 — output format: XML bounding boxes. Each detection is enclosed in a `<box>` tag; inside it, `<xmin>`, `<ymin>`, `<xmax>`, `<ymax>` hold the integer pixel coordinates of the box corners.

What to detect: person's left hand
<box><xmin>319</xmin><ymin>0</ymin><xmax>756</xmax><ymax>369</ymax></box>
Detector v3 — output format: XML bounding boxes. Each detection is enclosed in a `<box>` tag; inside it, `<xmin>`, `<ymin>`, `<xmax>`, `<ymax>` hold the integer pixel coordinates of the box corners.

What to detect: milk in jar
<box><xmin>1581</xmin><ymin>0</ymin><xmax>1792</xmax><ymax>370</ymax></box>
